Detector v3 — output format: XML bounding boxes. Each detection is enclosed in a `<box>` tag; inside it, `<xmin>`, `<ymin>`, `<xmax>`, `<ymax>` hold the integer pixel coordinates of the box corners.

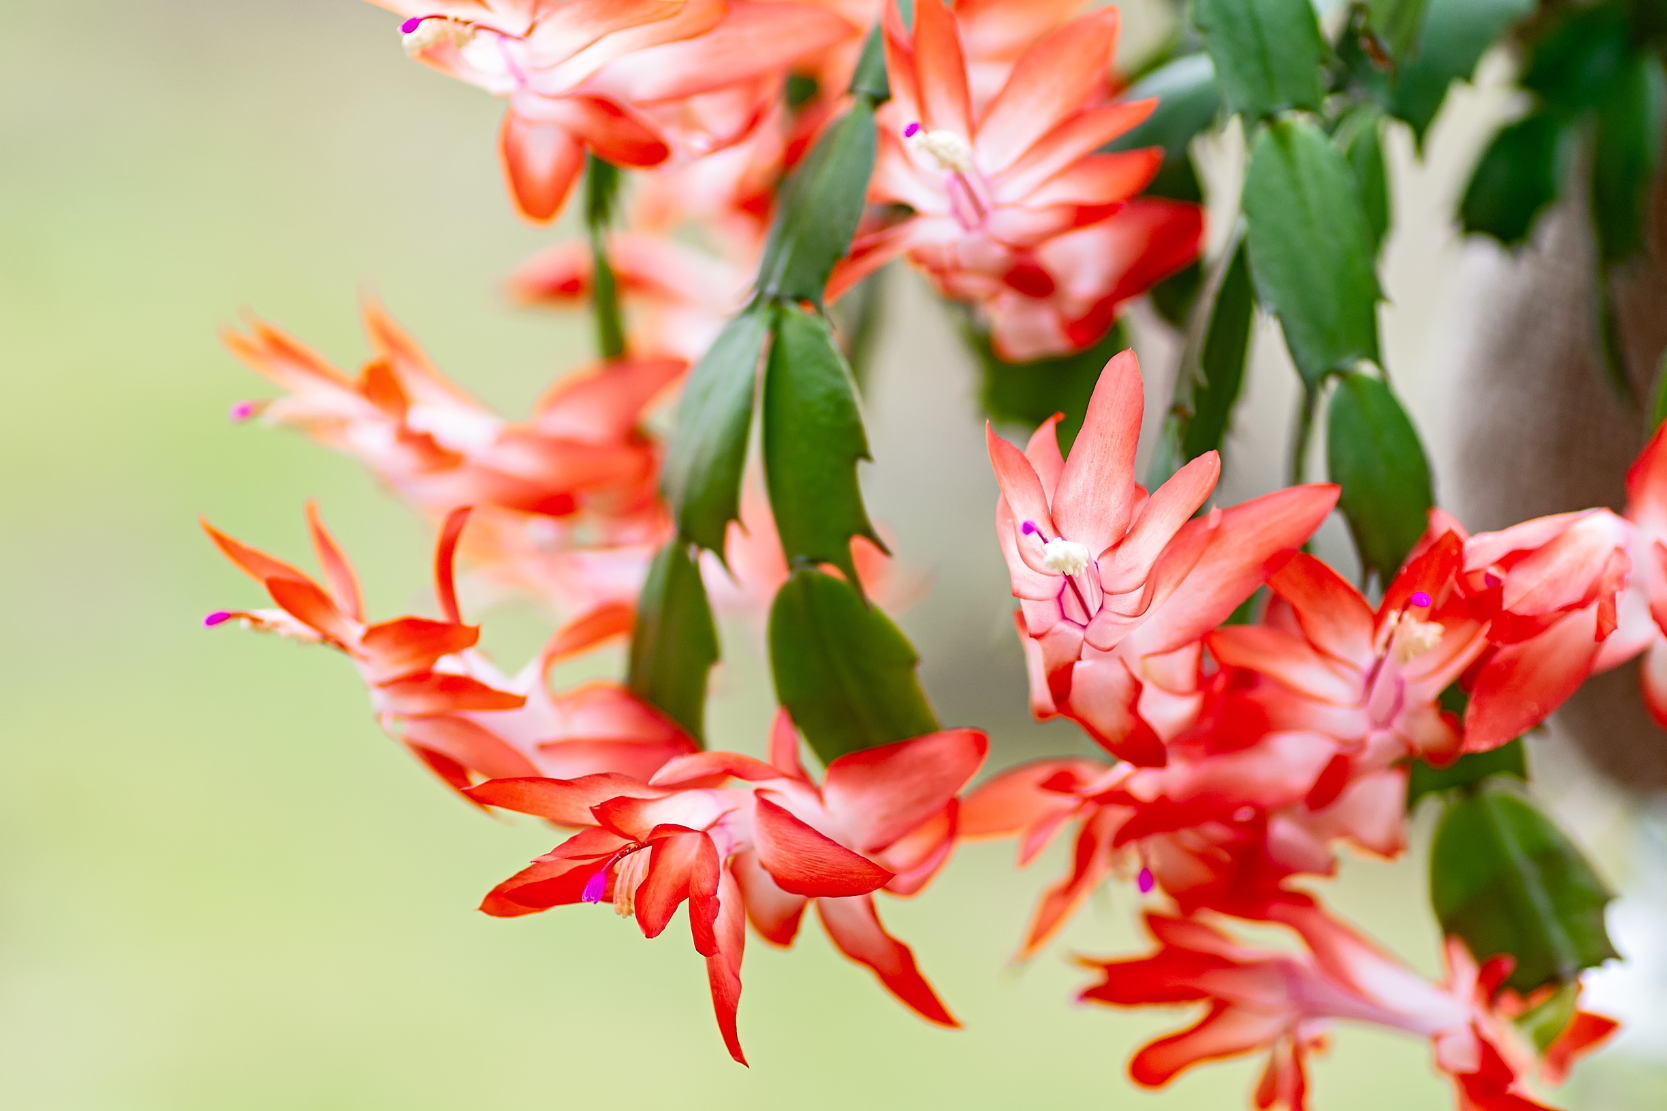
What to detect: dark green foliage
<box><xmin>1337</xmin><ymin>108</ymin><xmax>1392</xmax><ymax>255</ymax></box>
<box><xmin>1367</xmin><ymin>0</ymin><xmax>1433</xmax><ymax>62</ymax></box>
<box><xmin>1391</xmin><ymin>0</ymin><xmax>1534</xmax><ymax>138</ymax></box>
<box><xmin>1243</xmin><ymin>117</ymin><xmax>1382</xmax><ymax>386</ymax></box>
<box><xmin>757</xmin><ymin>99</ymin><xmax>878</xmax><ymax>304</ymax></box>
<box><xmin>1193</xmin><ymin>0</ymin><xmax>1326</xmax><ymax>121</ymax></box>
<box><xmin>768</xmin><ymin>569</ymin><xmax>941</xmax><ymax>766</ymax></box>
<box><xmin>1431</xmin><ymin>786</ymin><xmax>1619</xmax><ymax>993</ymax></box>
<box><xmin>762</xmin><ymin>302</ymin><xmax>883</xmax><ymax>589</ymax></box>
<box><xmin>661</xmin><ymin>303</ymin><xmax>771</xmax><ymax>556</ymax></box>
<box><xmin>1327</xmin><ymin>372</ymin><xmax>1435</xmax><ymax>585</ymax></box>
<box><xmin>1522</xmin><ymin>5</ymin><xmax>1635</xmax><ymax>113</ymax></box>
<box><xmin>1593</xmin><ymin>53</ymin><xmax>1667</xmax><ymax>262</ymax></box>
<box><xmin>628</xmin><ymin>543</ymin><xmax>721</xmax><ymax>743</ymax></box>
<box><xmin>1459</xmin><ymin>113</ymin><xmax>1570</xmax><ymax>246</ymax></box>
<box><xmin>1149</xmin><ymin>238</ymin><xmax>1255</xmax><ymax>486</ymax></box>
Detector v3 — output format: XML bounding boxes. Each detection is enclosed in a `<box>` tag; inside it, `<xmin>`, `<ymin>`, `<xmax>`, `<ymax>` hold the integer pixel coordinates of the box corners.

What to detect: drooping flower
<box><xmin>1453</xmin><ymin>507</ymin><xmax>1634</xmax><ymax>751</ymax></box>
<box><xmin>467</xmin><ymin>712</ymin><xmax>988</xmax><ymax>1062</ymax></box>
<box><xmin>203</xmin><ymin>505</ymin><xmax>696</xmax><ymax>798</ymax></box>
<box><xmin>374</xmin><ymin>0</ymin><xmax>858</xmax><ymax>221</ymax></box>
<box><xmin>225</xmin><ymin>299</ymin><xmax>679</xmax><ymax>617</ymax></box>
<box><xmin>960</xmin><ymin>737</ymin><xmax>1407</xmax><ymax>957</ymax></box>
<box><xmin>986</xmin><ymin>349</ymin><xmax>1337</xmax><ymax>765</ymax></box>
<box><xmin>1602</xmin><ymin>419</ymin><xmax>1667</xmax><ymax>721</ymax></box>
<box><xmin>1078</xmin><ymin>902</ymin><xmax>1616</xmax><ymax>1111</ymax></box>
<box><xmin>828</xmin><ymin>0</ymin><xmax>1202</xmax><ymax>359</ymax></box>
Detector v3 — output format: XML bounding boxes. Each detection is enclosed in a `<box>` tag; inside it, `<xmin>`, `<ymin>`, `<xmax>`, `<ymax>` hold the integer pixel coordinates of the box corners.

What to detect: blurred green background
<box><xmin>0</xmin><ymin>2</ymin><xmax>1660</xmax><ymax>1107</ymax></box>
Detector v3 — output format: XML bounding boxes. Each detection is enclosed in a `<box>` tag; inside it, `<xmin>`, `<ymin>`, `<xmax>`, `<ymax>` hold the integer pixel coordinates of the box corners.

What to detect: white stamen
<box><xmin>1041</xmin><ymin>538</ymin><xmax>1092</xmax><ymax>576</ymax></box>
<box><xmin>611</xmin><ymin>845</ymin><xmax>651</xmax><ymax>918</ymax></box>
<box><xmin>908</xmin><ymin>127</ymin><xmax>975</xmax><ymax>174</ymax></box>
<box><xmin>1386</xmin><ymin>611</ymin><xmax>1444</xmax><ymax>665</ymax></box>
<box><xmin>403</xmin><ymin>17</ymin><xmax>472</xmax><ymax>56</ymax></box>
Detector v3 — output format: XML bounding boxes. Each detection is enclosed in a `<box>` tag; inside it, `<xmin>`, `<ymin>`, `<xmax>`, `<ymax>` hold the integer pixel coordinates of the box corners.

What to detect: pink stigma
<box><xmin>203</xmin><ymin>611</ymin><xmax>233</xmax><ymax>628</ymax></box>
<box><xmin>228</xmin><ymin>401</ymin><xmax>257</xmax><ymax>422</ymax></box>
<box><xmin>1484</xmin><ymin>572</ymin><xmax>1502</xmax><ymax>589</ymax></box>
<box><xmin>1021</xmin><ymin>520</ymin><xmax>1040</xmax><ymax>536</ymax></box>
<box><xmin>581</xmin><ymin>868</ymin><xmax>608</xmax><ymax>904</ymax></box>
<box><xmin>1410</xmin><ymin>591</ymin><xmax>1431</xmax><ymax>607</ymax></box>
<box><xmin>903</xmin><ymin>121</ymin><xmax>922</xmax><ymax>138</ymax></box>
<box><xmin>401</xmin><ymin>16</ymin><xmax>425</xmax><ymax>32</ymax></box>
<box><xmin>1137</xmin><ymin>867</ymin><xmax>1154</xmax><ymax>894</ymax></box>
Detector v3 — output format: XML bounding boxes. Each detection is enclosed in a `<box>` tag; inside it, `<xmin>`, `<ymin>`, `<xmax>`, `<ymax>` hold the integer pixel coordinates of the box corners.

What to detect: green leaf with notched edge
<box><xmin>1193</xmin><ymin>0</ymin><xmax>1325</xmax><ymax>122</ymax></box>
<box><xmin>662</xmin><ymin>301</ymin><xmax>771</xmax><ymax>556</ymax></box>
<box><xmin>1327</xmin><ymin>372</ymin><xmax>1435</xmax><ymax>586</ymax></box>
<box><xmin>1243</xmin><ymin>117</ymin><xmax>1382</xmax><ymax>386</ymax></box>
<box><xmin>1149</xmin><ymin>236</ymin><xmax>1255</xmax><ymax>487</ymax></box>
<box><xmin>965</xmin><ymin>318</ymin><xmax>1130</xmax><ymax>455</ymax></box>
<box><xmin>1337</xmin><ymin>107</ymin><xmax>1391</xmax><ymax>257</ymax></box>
<box><xmin>757</xmin><ymin>99</ymin><xmax>877</xmax><ymax>305</ymax></box>
<box><xmin>628</xmin><ymin>542</ymin><xmax>720</xmax><ymax>744</ymax></box>
<box><xmin>1431</xmin><ymin>785</ymin><xmax>1618</xmax><ymax>993</ymax></box>
<box><xmin>1593</xmin><ymin>53</ymin><xmax>1667</xmax><ymax>264</ymax></box>
<box><xmin>762</xmin><ymin>302</ymin><xmax>883</xmax><ymax>589</ymax></box>
<box><xmin>768</xmin><ymin>568</ymin><xmax>940</xmax><ymax>765</ymax></box>
<box><xmin>1391</xmin><ymin>0</ymin><xmax>1532</xmax><ymax>139</ymax></box>
<box><xmin>1460</xmin><ymin>112</ymin><xmax>1571</xmax><ymax>247</ymax></box>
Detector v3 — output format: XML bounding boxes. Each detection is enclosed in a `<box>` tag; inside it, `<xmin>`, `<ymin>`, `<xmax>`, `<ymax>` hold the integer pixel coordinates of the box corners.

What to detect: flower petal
<box><xmin>752</xmin><ymin>795</ymin><xmax>893</xmax><ymax>898</ymax></box>
<box><xmin>822</xmin><ymin>729</ymin><xmax>988</xmax><ymax>853</ymax></box>
<box><xmin>911</xmin><ymin>0</ymin><xmax>974</xmax><ymax>139</ymax></box>
<box><xmin>1051</xmin><ymin>349</ymin><xmax>1144</xmax><ymax>554</ymax></box>
<box><xmin>817</xmin><ymin>894</ymin><xmax>959</xmax><ymax>1026</ymax></box>
<box><xmin>499</xmin><ymin>108</ymin><xmax>587</xmax><ymax>222</ymax></box>
<box><xmin>975</xmin><ymin>8</ymin><xmax>1122</xmax><ymax>173</ymax></box>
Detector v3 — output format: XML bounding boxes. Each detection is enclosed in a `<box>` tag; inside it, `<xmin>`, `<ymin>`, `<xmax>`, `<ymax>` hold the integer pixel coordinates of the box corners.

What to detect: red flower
<box><xmin>1079</xmin><ymin>902</ymin><xmax>1614</xmax><ymax>1111</ymax></box>
<box><xmin>375</xmin><ymin>0</ymin><xmax>858</xmax><ymax>221</ymax></box>
<box><xmin>829</xmin><ymin>0</ymin><xmax>1201</xmax><ymax>357</ymax></box>
<box><xmin>467</xmin><ymin>712</ymin><xmax>987</xmax><ymax>1062</ymax></box>
<box><xmin>225</xmin><ymin>300</ymin><xmax>679</xmax><ymax>617</ymax></box>
<box><xmin>987</xmin><ymin>349</ymin><xmax>1336</xmax><ymax>765</ymax></box>
<box><xmin>204</xmin><ymin>505</ymin><xmax>695</xmax><ymax>798</ymax></box>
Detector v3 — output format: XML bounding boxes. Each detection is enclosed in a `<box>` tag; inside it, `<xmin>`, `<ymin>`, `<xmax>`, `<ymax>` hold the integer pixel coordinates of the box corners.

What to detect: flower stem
<box><xmin>584</xmin><ymin>153</ymin><xmax>626</xmax><ymax>360</ymax></box>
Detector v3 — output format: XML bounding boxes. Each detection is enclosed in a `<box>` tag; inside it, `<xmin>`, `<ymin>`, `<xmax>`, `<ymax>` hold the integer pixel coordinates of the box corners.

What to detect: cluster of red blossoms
<box><xmin>201</xmin><ymin>1</ymin><xmax>1651</xmax><ymax>1107</ymax></box>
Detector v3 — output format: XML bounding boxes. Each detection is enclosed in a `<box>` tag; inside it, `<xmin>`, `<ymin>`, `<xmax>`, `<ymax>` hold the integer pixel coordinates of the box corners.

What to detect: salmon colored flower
<box><xmin>203</xmin><ymin>506</ymin><xmax>695</xmax><ymax>798</ymax></box>
<box><xmin>375</xmin><ymin>0</ymin><xmax>857</xmax><ymax>221</ymax></box>
<box><xmin>1079</xmin><ymin>903</ymin><xmax>1615</xmax><ymax>1111</ymax></box>
<box><xmin>1206</xmin><ymin>542</ymin><xmax>1488</xmax><ymax>777</ymax></box>
<box><xmin>987</xmin><ymin>349</ymin><xmax>1337</xmax><ymax>765</ymax></box>
<box><xmin>1453</xmin><ymin>507</ymin><xmax>1633</xmax><ymax>752</ymax></box>
<box><xmin>802</xmin><ymin>0</ymin><xmax>1094</xmax><ymax>114</ymax></box>
<box><xmin>960</xmin><ymin>740</ymin><xmax>1406</xmax><ymax>957</ymax></box>
<box><xmin>467</xmin><ymin>712</ymin><xmax>987</xmax><ymax>1062</ymax></box>
<box><xmin>1602</xmin><ymin>420</ymin><xmax>1667</xmax><ymax>722</ymax></box>
<box><xmin>225</xmin><ymin>300</ymin><xmax>679</xmax><ymax>617</ymax></box>
<box><xmin>828</xmin><ymin>0</ymin><xmax>1202</xmax><ymax>358</ymax></box>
